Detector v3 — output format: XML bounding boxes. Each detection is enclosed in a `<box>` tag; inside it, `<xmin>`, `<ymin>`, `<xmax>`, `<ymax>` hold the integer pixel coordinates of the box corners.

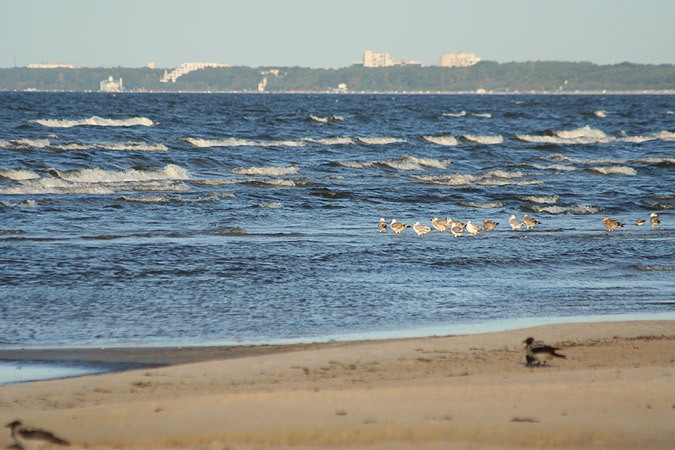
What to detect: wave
<box><xmin>356</xmin><ymin>137</ymin><xmax>406</xmax><ymax>145</ymax></box>
<box><xmin>117</xmin><ymin>193</ymin><xmax>235</xmax><ymax>204</ymax></box>
<box><xmin>34</xmin><ymin>116</ymin><xmax>154</xmax><ymax>127</ymax></box>
<box><xmin>422</xmin><ymin>134</ymin><xmax>459</xmax><ymax>146</ymax></box>
<box><xmin>304</xmin><ymin>136</ymin><xmax>354</xmax><ymax>145</ymax></box>
<box><xmin>0</xmin><ymin>199</ymin><xmax>37</xmax><ymax>208</ymax></box>
<box><xmin>587</xmin><ymin>166</ymin><xmax>637</xmax><ymax>176</ymax></box>
<box><xmin>441</xmin><ymin>111</ymin><xmax>491</xmax><ymax>118</ymax></box>
<box><xmin>459</xmin><ymin>201</ymin><xmax>506</xmax><ymax>209</ymax></box>
<box><xmin>231</xmin><ymin>166</ymin><xmax>299</xmax><ymax>176</ymax></box>
<box><xmin>309</xmin><ymin>115</ymin><xmax>344</xmax><ymax>123</ymax></box>
<box><xmin>518</xmin><ymin>126</ymin><xmax>674</xmax><ymax>145</ymax></box>
<box><xmin>0</xmin><ymin>164</ymin><xmax>191</xmax><ymax>195</ymax></box>
<box><xmin>461</xmin><ymin>134</ymin><xmax>504</xmax><ymax>145</ymax></box>
<box><xmin>633</xmin><ymin>265</ymin><xmax>675</xmax><ymax>272</ymax></box>
<box><xmin>341</xmin><ymin>156</ymin><xmax>450</xmax><ymax>171</ymax></box>
<box><xmin>183</xmin><ymin>137</ymin><xmax>306</xmax><ymax>148</ymax></box>
<box><xmin>522</xmin><ymin>195</ymin><xmax>559</xmax><ymax>204</ymax></box>
<box><xmin>546</xmin><ymin>154</ymin><xmax>627</xmax><ymax>165</ymax></box>
<box><xmin>528</xmin><ymin>204</ymin><xmax>603</xmax><ymax>215</ymax></box>
<box><xmin>529</xmin><ymin>163</ymin><xmax>576</xmax><ymax>171</ymax></box>
<box><xmin>54</xmin><ymin>142</ymin><xmax>169</xmax><ymax>152</ymax></box>
<box><xmin>591</xmin><ymin>110</ymin><xmax>607</xmax><ymax>118</ymax></box>
<box><xmin>0</xmin><ymin>169</ymin><xmax>41</xmax><ymax>181</ymax></box>
<box><xmin>412</xmin><ymin>170</ymin><xmax>542</xmax><ymax>187</ymax></box>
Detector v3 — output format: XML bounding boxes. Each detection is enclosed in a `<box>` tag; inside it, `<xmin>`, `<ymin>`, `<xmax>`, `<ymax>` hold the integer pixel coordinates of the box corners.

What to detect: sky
<box><xmin>2</xmin><ymin>0</ymin><xmax>674</xmax><ymax>69</ymax></box>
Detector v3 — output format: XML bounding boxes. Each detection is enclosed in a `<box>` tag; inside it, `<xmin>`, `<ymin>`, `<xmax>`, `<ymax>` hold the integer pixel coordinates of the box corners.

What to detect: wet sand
<box><xmin>1</xmin><ymin>320</ymin><xmax>673</xmax><ymax>449</ymax></box>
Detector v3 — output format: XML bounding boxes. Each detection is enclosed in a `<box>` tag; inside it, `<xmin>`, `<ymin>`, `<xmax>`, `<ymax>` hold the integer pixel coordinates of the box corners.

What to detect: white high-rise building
<box><xmin>363</xmin><ymin>50</ymin><xmax>398</xmax><ymax>68</ymax></box>
<box><xmin>439</xmin><ymin>52</ymin><xmax>481</xmax><ymax>67</ymax></box>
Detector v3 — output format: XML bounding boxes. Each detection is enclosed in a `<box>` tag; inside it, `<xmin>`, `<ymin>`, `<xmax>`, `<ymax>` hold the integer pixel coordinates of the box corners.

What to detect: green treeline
<box><xmin>0</xmin><ymin>61</ymin><xmax>673</xmax><ymax>92</ymax></box>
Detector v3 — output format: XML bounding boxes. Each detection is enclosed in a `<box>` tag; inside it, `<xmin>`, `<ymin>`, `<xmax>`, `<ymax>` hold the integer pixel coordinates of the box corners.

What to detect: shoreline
<box><xmin>1</xmin><ymin>320</ymin><xmax>673</xmax><ymax>449</ymax></box>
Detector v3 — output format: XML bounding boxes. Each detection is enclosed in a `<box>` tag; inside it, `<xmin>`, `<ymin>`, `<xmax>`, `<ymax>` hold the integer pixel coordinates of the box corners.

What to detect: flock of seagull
<box><xmin>378</xmin><ymin>212</ymin><xmax>662</xmax><ymax>236</ymax></box>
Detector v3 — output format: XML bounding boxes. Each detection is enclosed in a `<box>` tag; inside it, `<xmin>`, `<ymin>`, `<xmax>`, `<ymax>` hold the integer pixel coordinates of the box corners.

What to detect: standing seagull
<box><xmin>523</xmin><ymin>214</ymin><xmax>541</xmax><ymax>230</ymax></box>
<box><xmin>431</xmin><ymin>217</ymin><xmax>448</xmax><ymax>232</ymax></box>
<box><xmin>523</xmin><ymin>337</ymin><xmax>566</xmax><ymax>367</ymax></box>
<box><xmin>649</xmin><ymin>213</ymin><xmax>660</xmax><ymax>229</ymax></box>
<box><xmin>390</xmin><ymin>219</ymin><xmax>409</xmax><ymax>234</ymax></box>
<box><xmin>635</xmin><ymin>218</ymin><xmax>646</xmax><ymax>226</ymax></box>
<box><xmin>5</xmin><ymin>420</ymin><xmax>70</xmax><ymax>448</ymax></box>
<box><xmin>378</xmin><ymin>217</ymin><xmax>387</xmax><ymax>233</ymax></box>
<box><xmin>413</xmin><ymin>221</ymin><xmax>432</xmax><ymax>236</ymax></box>
<box><xmin>508</xmin><ymin>214</ymin><xmax>524</xmax><ymax>231</ymax></box>
<box><xmin>603</xmin><ymin>216</ymin><xmax>624</xmax><ymax>232</ymax></box>
<box><xmin>465</xmin><ymin>220</ymin><xmax>483</xmax><ymax>236</ymax></box>
<box><xmin>449</xmin><ymin>222</ymin><xmax>464</xmax><ymax>237</ymax></box>
<box><xmin>483</xmin><ymin>218</ymin><xmax>499</xmax><ymax>231</ymax></box>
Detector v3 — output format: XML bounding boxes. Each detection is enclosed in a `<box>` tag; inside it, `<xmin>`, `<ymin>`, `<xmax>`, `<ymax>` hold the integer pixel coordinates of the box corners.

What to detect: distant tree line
<box><xmin>0</xmin><ymin>61</ymin><xmax>673</xmax><ymax>93</ymax></box>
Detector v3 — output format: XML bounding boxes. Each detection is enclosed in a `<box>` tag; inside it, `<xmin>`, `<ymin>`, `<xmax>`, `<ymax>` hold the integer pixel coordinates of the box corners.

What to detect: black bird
<box><xmin>523</xmin><ymin>337</ymin><xmax>566</xmax><ymax>366</ymax></box>
<box><xmin>5</xmin><ymin>420</ymin><xmax>70</xmax><ymax>448</ymax></box>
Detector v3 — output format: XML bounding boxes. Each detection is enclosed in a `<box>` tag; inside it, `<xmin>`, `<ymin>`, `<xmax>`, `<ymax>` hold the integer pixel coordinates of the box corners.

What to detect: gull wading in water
<box><xmin>522</xmin><ymin>214</ymin><xmax>541</xmax><ymax>230</ymax></box>
<box><xmin>390</xmin><ymin>218</ymin><xmax>409</xmax><ymax>234</ymax></box>
<box><xmin>483</xmin><ymin>218</ymin><xmax>499</xmax><ymax>231</ymax></box>
<box><xmin>378</xmin><ymin>217</ymin><xmax>387</xmax><ymax>233</ymax></box>
<box><xmin>431</xmin><ymin>217</ymin><xmax>448</xmax><ymax>232</ymax></box>
<box><xmin>449</xmin><ymin>222</ymin><xmax>464</xmax><ymax>237</ymax></box>
<box><xmin>603</xmin><ymin>216</ymin><xmax>624</xmax><ymax>232</ymax></box>
<box><xmin>650</xmin><ymin>213</ymin><xmax>660</xmax><ymax>229</ymax></box>
<box><xmin>508</xmin><ymin>214</ymin><xmax>524</xmax><ymax>231</ymax></box>
<box><xmin>6</xmin><ymin>420</ymin><xmax>70</xmax><ymax>448</ymax></box>
<box><xmin>465</xmin><ymin>220</ymin><xmax>483</xmax><ymax>236</ymax></box>
<box><xmin>413</xmin><ymin>221</ymin><xmax>432</xmax><ymax>236</ymax></box>
<box><xmin>523</xmin><ymin>337</ymin><xmax>566</xmax><ymax>367</ymax></box>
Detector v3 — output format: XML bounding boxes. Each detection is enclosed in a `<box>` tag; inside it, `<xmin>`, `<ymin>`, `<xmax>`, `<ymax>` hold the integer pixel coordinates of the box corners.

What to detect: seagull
<box><xmin>378</xmin><ymin>217</ymin><xmax>387</xmax><ymax>233</ymax></box>
<box><xmin>523</xmin><ymin>337</ymin><xmax>566</xmax><ymax>367</ymax></box>
<box><xmin>448</xmin><ymin>218</ymin><xmax>466</xmax><ymax>230</ymax></box>
<box><xmin>431</xmin><ymin>217</ymin><xmax>448</xmax><ymax>232</ymax></box>
<box><xmin>523</xmin><ymin>214</ymin><xmax>541</xmax><ymax>229</ymax></box>
<box><xmin>508</xmin><ymin>214</ymin><xmax>524</xmax><ymax>230</ymax></box>
<box><xmin>650</xmin><ymin>213</ymin><xmax>660</xmax><ymax>229</ymax></box>
<box><xmin>390</xmin><ymin>218</ymin><xmax>409</xmax><ymax>234</ymax></box>
<box><xmin>483</xmin><ymin>218</ymin><xmax>499</xmax><ymax>231</ymax></box>
<box><xmin>413</xmin><ymin>221</ymin><xmax>432</xmax><ymax>236</ymax></box>
<box><xmin>5</xmin><ymin>420</ymin><xmax>70</xmax><ymax>448</ymax></box>
<box><xmin>449</xmin><ymin>222</ymin><xmax>464</xmax><ymax>237</ymax></box>
<box><xmin>603</xmin><ymin>216</ymin><xmax>624</xmax><ymax>232</ymax></box>
<box><xmin>635</xmin><ymin>218</ymin><xmax>646</xmax><ymax>226</ymax></box>
<box><xmin>465</xmin><ymin>220</ymin><xmax>483</xmax><ymax>236</ymax></box>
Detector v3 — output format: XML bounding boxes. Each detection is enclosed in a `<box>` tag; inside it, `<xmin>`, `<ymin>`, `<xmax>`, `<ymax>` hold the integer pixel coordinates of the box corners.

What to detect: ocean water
<box><xmin>1</xmin><ymin>92</ymin><xmax>673</xmax><ymax>348</ymax></box>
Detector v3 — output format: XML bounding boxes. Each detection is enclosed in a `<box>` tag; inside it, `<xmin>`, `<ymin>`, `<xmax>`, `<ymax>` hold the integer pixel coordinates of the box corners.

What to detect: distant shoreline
<box><xmin>3</xmin><ymin>89</ymin><xmax>675</xmax><ymax>95</ymax></box>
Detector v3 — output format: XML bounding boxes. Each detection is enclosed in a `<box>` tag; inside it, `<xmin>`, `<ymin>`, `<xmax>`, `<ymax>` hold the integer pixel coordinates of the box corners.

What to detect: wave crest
<box><xmin>35</xmin><ymin>116</ymin><xmax>154</xmax><ymax>127</ymax></box>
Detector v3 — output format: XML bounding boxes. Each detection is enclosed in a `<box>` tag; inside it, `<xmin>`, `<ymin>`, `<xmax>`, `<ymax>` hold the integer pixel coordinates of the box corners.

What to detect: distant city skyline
<box><xmin>2</xmin><ymin>0</ymin><xmax>674</xmax><ymax>69</ymax></box>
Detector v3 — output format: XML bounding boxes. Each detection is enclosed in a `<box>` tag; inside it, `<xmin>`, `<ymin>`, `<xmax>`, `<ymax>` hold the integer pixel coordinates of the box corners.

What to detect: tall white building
<box><xmin>100</xmin><ymin>76</ymin><xmax>123</xmax><ymax>92</ymax></box>
<box><xmin>363</xmin><ymin>50</ymin><xmax>400</xmax><ymax>68</ymax></box>
<box><xmin>439</xmin><ymin>52</ymin><xmax>481</xmax><ymax>67</ymax></box>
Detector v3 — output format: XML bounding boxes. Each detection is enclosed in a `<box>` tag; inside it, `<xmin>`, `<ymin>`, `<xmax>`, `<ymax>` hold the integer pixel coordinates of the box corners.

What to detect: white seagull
<box><xmin>413</xmin><ymin>221</ymin><xmax>432</xmax><ymax>236</ymax></box>
<box><xmin>650</xmin><ymin>213</ymin><xmax>660</xmax><ymax>229</ymax></box>
<box><xmin>465</xmin><ymin>220</ymin><xmax>483</xmax><ymax>236</ymax></box>
<box><xmin>508</xmin><ymin>214</ymin><xmax>524</xmax><ymax>230</ymax></box>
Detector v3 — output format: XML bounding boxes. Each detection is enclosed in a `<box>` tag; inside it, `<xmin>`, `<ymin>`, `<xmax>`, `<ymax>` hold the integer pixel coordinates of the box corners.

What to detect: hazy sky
<box><xmin>2</xmin><ymin>0</ymin><xmax>674</xmax><ymax>68</ymax></box>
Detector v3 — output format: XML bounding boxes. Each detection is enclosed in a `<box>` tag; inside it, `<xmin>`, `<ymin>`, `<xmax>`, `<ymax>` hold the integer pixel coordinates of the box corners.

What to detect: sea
<box><xmin>1</xmin><ymin>92</ymin><xmax>674</xmax><ymax>353</ymax></box>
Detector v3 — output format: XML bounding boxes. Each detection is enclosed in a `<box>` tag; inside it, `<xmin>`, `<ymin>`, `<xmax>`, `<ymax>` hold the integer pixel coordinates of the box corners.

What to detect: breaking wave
<box><xmin>461</xmin><ymin>134</ymin><xmax>504</xmax><ymax>145</ymax></box>
<box><xmin>231</xmin><ymin>166</ymin><xmax>300</xmax><ymax>176</ymax></box>
<box><xmin>309</xmin><ymin>115</ymin><xmax>344</xmax><ymax>123</ymax></box>
<box><xmin>587</xmin><ymin>166</ymin><xmax>637</xmax><ymax>176</ymax></box>
<box><xmin>183</xmin><ymin>137</ymin><xmax>306</xmax><ymax>148</ymax></box>
<box><xmin>422</xmin><ymin>134</ymin><xmax>460</xmax><ymax>146</ymax></box>
<box><xmin>341</xmin><ymin>156</ymin><xmax>450</xmax><ymax>171</ymax></box>
<box><xmin>35</xmin><ymin>116</ymin><xmax>154</xmax><ymax>127</ymax></box>
<box><xmin>528</xmin><ymin>204</ymin><xmax>603</xmax><ymax>215</ymax></box>
<box><xmin>356</xmin><ymin>137</ymin><xmax>406</xmax><ymax>145</ymax></box>
<box><xmin>412</xmin><ymin>171</ymin><xmax>542</xmax><ymax>187</ymax></box>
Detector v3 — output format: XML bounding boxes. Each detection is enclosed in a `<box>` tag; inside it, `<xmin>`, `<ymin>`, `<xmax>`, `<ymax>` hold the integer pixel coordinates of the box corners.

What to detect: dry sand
<box><xmin>1</xmin><ymin>320</ymin><xmax>673</xmax><ymax>449</ymax></box>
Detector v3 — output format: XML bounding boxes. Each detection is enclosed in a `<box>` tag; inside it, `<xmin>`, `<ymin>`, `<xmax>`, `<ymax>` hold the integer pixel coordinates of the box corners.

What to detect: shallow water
<box><xmin>1</xmin><ymin>93</ymin><xmax>673</xmax><ymax>348</ymax></box>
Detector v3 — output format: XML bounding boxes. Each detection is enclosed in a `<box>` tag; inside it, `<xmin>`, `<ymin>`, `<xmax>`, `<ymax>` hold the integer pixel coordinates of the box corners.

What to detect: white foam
<box><xmin>356</xmin><ymin>137</ymin><xmax>406</xmax><ymax>145</ymax></box>
<box><xmin>309</xmin><ymin>115</ymin><xmax>344</xmax><ymax>123</ymax></box>
<box><xmin>35</xmin><ymin>116</ymin><xmax>154</xmax><ymax>127</ymax></box>
<box><xmin>522</xmin><ymin>195</ymin><xmax>559</xmax><ymax>204</ymax></box>
<box><xmin>184</xmin><ymin>137</ymin><xmax>306</xmax><ymax>148</ymax></box>
<box><xmin>530</xmin><ymin>204</ymin><xmax>602</xmax><ymax>215</ymax></box>
<box><xmin>0</xmin><ymin>199</ymin><xmax>37</xmax><ymax>208</ymax></box>
<box><xmin>472</xmin><ymin>112</ymin><xmax>492</xmax><ymax>118</ymax></box>
<box><xmin>461</xmin><ymin>134</ymin><xmax>504</xmax><ymax>145</ymax></box>
<box><xmin>259</xmin><ymin>202</ymin><xmax>283</xmax><ymax>208</ymax></box>
<box><xmin>11</xmin><ymin>139</ymin><xmax>51</xmax><ymax>148</ymax></box>
<box><xmin>0</xmin><ymin>169</ymin><xmax>41</xmax><ymax>181</ymax></box>
<box><xmin>412</xmin><ymin>171</ymin><xmax>539</xmax><ymax>187</ymax></box>
<box><xmin>382</xmin><ymin>156</ymin><xmax>450</xmax><ymax>171</ymax></box>
<box><xmin>588</xmin><ymin>166</ymin><xmax>637</xmax><ymax>176</ymax></box>
<box><xmin>517</xmin><ymin>126</ymin><xmax>611</xmax><ymax>144</ymax></box>
<box><xmin>459</xmin><ymin>201</ymin><xmax>506</xmax><ymax>209</ymax></box>
<box><xmin>422</xmin><ymin>134</ymin><xmax>460</xmax><ymax>146</ymax></box>
<box><xmin>633</xmin><ymin>157</ymin><xmax>675</xmax><ymax>165</ymax></box>
<box><xmin>304</xmin><ymin>136</ymin><xmax>354</xmax><ymax>145</ymax></box>
<box><xmin>591</xmin><ymin>110</ymin><xmax>607</xmax><ymax>118</ymax></box>
<box><xmin>441</xmin><ymin>111</ymin><xmax>467</xmax><ymax>117</ymax></box>
<box><xmin>231</xmin><ymin>166</ymin><xmax>299</xmax><ymax>176</ymax></box>
<box><xmin>254</xmin><ymin>179</ymin><xmax>297</xmax><ymax>187</ymax></box>
<box><xmin>58</xmin><ymin>164</ymin><xmax>190</xmax><ymax>183</ymax></box>
<box><xmin>52</xmin><ymin>142</ymin><xmax>169</xmax><ymax>152</ymax></box>
<box><xmin>530</xmin><ymin>163</ymin><xmax>576</xmax><ymax>171</ymax></box>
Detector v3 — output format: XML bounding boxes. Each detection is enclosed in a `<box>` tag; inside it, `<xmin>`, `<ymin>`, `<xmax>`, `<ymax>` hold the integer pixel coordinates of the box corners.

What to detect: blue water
<box><xmin>1</xmin><ymin>93</ymin><xmax>673</xmax><ymax>348</ymax></box>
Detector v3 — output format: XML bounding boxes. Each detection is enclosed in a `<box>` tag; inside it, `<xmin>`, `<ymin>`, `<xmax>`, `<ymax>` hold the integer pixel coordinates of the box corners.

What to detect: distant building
<box><xmin>146</xmin><ymin>61</ymin><xmax>155</xmax><ymax>69</ymax></box>
<box><xmin>100</xmin><ymin>76</ymin><xmax>123</xmax><ymax>92</ymax></box>
<box><xmin>26</xmin><ymin>63</ymin><xmax>74</xmax><ymax>69</ymax></box>
<box><xmin>439</xmin><ymin>52</ymin><xmax>481</xmax><ymax>68</ymax></box>
<box><xmin>160</xmin><ymin>62</ymin><xmax>230</xmax><ymax>82</ymax></box>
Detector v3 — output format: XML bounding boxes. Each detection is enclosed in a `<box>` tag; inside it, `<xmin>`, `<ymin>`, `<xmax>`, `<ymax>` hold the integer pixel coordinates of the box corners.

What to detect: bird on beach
<box><xmin>523</xmin><ymin>214</ymin><xmax>541</xmax><ymax>230</ymax></box>
<box><xmin>508</xmin><ymin>214</ymin><xmax>524</xmax><ymax>230</ymax></box>
<box><xmin>603</xmin><ymin>216</ymin><xmax>624</xmax><ymax>232</ymax></box>
<box><xmin>431</xmin><ymin>217</ymin><xmax>448</xmax><ymax>232</ymax></box>
<box><xmin>378</xmin><ymin>217</ymin><xmax>387</xmax><ymax>233</ymax></box>
<box><xmin>650</xmin><ymin>213</ymin><xmax>660</xmax><ymax>229</ymax></box>
<box><xmin>635</xmin><ymin>218</ymin><xmax>646</xmax><ymax>226</ymax></box>
<box><xmin>390</xmin><ymin>218</ymin><xmax>409</xmax><ymax>234</ymax></box>
<box><xmin>5</xmin><ymin>420</ymin><xmax>70</xmax><ymax>448</ymax></box>
<box><xmin>483</xmin><ymin>218</ymin><xmax>499</xmax><ymax>231</ymax></box>
<box><xmin>523</xmin><ymin>337</ymin><xmax>566</xmax><ymax>367</ymax></box>
<box><xmin>413</xmin><ymin>221</ymin><xmax>432</xmax><ymax>236</ymax></box>
<box><xmin>465</xmin><ymin>220</ymin><xmax>483</xmax><ymax>236</ymax></box>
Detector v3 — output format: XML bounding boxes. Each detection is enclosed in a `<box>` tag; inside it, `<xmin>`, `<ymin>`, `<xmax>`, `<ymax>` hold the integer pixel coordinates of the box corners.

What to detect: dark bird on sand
<box><xmin>5</xmin><ymin>420</ymin><xmax>70</xmax><ymax>448</ymax></box>
<box><xmin>523</xmin><ymin>337</ymin><xmax>566</xmax><ymax>367</ymax></box>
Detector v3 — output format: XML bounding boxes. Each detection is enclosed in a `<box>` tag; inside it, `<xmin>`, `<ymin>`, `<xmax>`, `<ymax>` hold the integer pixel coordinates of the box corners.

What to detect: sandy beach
<box><xmin>1</xmin><ymin>320</ymin><xmax>673</xmax><ymax>449</ymax></box>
